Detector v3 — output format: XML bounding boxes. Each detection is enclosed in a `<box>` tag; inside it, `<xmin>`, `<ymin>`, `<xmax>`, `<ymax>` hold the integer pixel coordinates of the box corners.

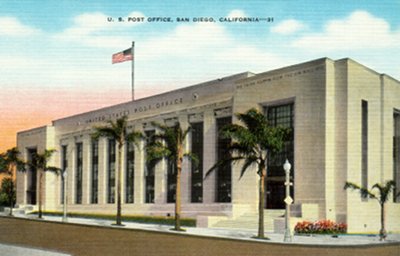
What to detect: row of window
<box><xmin>58</xmin><ymin>104</ymin><xmax>297</xmax><ymax>208</ymax></box>
<box><xmin>394</xmin><ymin>110</ymin><xmax>400</xmax><ymax>203</ymax></box>
<box><xmin>60</xmin><ymin>120</ymin><xmax>230</xmax><ymax>205</ymax></box>
<box><xmin>362</xmin><ymin>100</ymin><xmax>400</xmax><ymax>203</ymax></box>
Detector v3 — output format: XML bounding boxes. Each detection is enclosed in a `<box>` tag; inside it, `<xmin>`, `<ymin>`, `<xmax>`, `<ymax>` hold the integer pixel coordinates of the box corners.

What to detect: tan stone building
<box><xmin>16</xmin><ymin>58</ymin><xmax>400</xmax><ymax>233</ymax></box>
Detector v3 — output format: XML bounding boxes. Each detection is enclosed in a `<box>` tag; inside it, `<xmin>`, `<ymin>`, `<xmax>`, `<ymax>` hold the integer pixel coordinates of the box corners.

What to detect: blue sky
<box><xmin>0</xmin><ymin>0</ymin><xmax>399</xmax><ymax>97</ymax></box>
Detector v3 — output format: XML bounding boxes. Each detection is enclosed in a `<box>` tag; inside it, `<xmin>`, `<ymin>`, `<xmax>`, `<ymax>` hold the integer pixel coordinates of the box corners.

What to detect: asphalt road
<box><xmin>0</xmin><ymin>216</ymin><xmax>399</xmax><ymax>256</ymax></box>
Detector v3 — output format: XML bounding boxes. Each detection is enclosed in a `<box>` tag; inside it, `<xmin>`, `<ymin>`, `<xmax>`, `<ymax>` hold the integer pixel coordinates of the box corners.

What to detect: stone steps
<box><xmin>2</xmin><ymin>205</ymin><xmax>35</xmax><ymax>215</ymax></box>
<box><xmin>212</xmin><ymin>210</ymin><xmax>285</xmax><ymax>231</ymax></box>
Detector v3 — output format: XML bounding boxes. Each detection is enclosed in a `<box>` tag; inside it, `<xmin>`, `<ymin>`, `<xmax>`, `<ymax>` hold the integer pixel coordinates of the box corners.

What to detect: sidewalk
<box><xmin>0</xmin><ymin>243</ymin><xmax>71</xmax><ymax>256</ymax></box>
<box><xmin>1</xmin><ymin>213</ymin><xmax>399</xmax><ymax>256</ymax></box>
<box><xmin>12</xmin><ymin>212</ymin><xmax>400</xmax><ymax>246</ymax></box>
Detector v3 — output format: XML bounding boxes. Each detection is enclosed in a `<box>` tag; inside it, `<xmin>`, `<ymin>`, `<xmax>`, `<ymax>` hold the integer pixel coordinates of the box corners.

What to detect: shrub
<box><xmin>294</xmin><ymin>220</ymin><xmax>347</xmax><ymax>235</ymax></box>
<box><xmin>0</xmin><ymin>177</ymin><xmax>16</xmax><ymax>207</ymax></box>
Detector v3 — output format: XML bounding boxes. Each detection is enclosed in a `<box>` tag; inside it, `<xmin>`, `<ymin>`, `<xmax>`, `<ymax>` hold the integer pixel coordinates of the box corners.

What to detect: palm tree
<box><xmin>344</xmin><ymin>180</ymin><xmax>397</xmax><ymax>241</ymax></box>
<box><xmin>0</xmin><ymin>147</ymin><xmax>26</xmax><ymax>216</ymax></box>
<box><xmin>145</xmin><ymin>121</ymin><xmax>197</xmax><ymax>231</ymax></box>
<box><xmin>92</xmin><ymin>115</ymin><xmax>142</xmax><ymax>226</ymax></box>
<box><xmin>29</xmin><ymin>149</ymin><xmax>60</xmax><ymax>218</ymax></box>
<box><xmin>206</xmin><ymin>108</ymin><xmax>288</xmax><ymax>239</ymax></box>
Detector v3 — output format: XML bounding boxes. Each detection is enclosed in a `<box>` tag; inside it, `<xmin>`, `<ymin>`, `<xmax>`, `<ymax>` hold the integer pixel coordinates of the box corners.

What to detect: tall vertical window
<box><xmin>125</xmin><ymin>140</ymin><xmax>135</xmax><ymax>203</ymax></box>
<box><xmin>91</xmin><ymin>140</ymin><xmax>99</xmax><ymax>204</ymax></box>
<box><xmin>108</xmin><ymin>139</ymin><xmax>116</xmax><ymax>204</ymax></box>
<box><xmin>394</xmin><ymin>110</ymin><xmax>400</xmax><ymax>203</ymax></box>
<box><xmin>361</xmin><ymin>100</ymin><xmax>368</xmax><ymax>200</ymax></box>
<box><xmin>61</xmin><ymin>145</ymin><xmax>68</xmax><ymax>204</ymax></box>
<box><xmin>27</xmin><ymin>148</ymin><xmax>37</xmax><ymax>205</ymax></box>
<box><xmin>145</xmin><ymin>130</ymin><xmax>155</xmax><ymax>203</ymax></box>
<box><xmin>167</xmin><ymin>158</ymin><xmax>176</xmax><ymax>203</ymax></box>
<box><xmin>266</xmin><ymin>103</ymin><xmax>294</xmax><ymax>209</ymax></box>
<box><xmin>75</xmin><ymin>143</ymin><xmax>83</xmax><ymax>204</ymax></box>
<box><xmin>216</xmin><ymin>116</ymin><xmax>232</xmax><ymax>203</ymax></box>
<box><xmin>191</xmin><ymin>122</ymin><xmax>203</xmax><ymax>203</ymax></box>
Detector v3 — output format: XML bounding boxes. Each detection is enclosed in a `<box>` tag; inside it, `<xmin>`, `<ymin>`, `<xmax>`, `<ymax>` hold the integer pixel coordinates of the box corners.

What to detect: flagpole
<box><xmin>131</xmin><ymin>41</ymin><xmax>135</xmax><ymax>101</ymax></box>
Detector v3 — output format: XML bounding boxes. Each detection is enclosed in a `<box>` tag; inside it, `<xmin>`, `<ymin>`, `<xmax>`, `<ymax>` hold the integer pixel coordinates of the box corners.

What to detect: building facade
<box><xmin>16</xmin><ymin>58</ymin><xmax>400</xmax><ymax>233</ymax></box>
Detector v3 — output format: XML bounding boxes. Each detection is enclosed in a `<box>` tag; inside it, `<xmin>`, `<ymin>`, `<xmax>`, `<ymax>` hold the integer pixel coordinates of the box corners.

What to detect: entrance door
<box><xmin>266</xmin><ymin>178</ymin><xmax>285</xmax><ymax>209</ymax></box>
<box><xmin>26</xmin><ymin>148</ymin><xmax>37</xmax><ymax>205</ymax></box>
<box><xmin>264</xmin><ymin>103</ymin><xmax>295</xmax><ymax>209</ymax></box>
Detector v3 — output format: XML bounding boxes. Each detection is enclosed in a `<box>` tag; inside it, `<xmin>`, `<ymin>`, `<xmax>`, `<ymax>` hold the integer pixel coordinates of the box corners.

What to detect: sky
<box><xmin>0</xmin><ymin>0</ymin><xmax>399</xmax><ymax>152</ymax></box>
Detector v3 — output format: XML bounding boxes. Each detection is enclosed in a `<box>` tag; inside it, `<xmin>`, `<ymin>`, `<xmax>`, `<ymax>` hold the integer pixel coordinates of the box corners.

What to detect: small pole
<box><xmin>62</xmin><ymin>170</ymin><xmax>68</xmax><ymax>222</ymax></box>
<box><xmin>283</xmin><ymin>159</ymin><xmax>293</xmax><ymax>242</ymax></box>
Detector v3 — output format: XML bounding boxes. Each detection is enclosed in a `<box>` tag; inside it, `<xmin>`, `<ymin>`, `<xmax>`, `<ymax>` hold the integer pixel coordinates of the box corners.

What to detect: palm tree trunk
<box><xmin>116</xmin><ymin>144</ymin><xmax>123</xmax><ymax>225</ymax></box>
<box><xmin>258</xmin><ymin>165</ymin><xmax>266</xmax><ymax>238</ymax></box>
<box><xmin>380</xmin><ymin>203</ymin><xmax>386</xmax><ymax>241</ymax></box>
<box><xmin>175</xmin><ymin>148</ymin><xmax>183</xmax><ymax>231</ymax></box>
<box><xmin>9</xmin><ymin>184</ymin><xmax>14</xmax><ymax>216</ymax></box>
<box><xmin>9</xmin><ymin>170</ymin><xmax>14</xmax><ymax>216</ymax></box>
<box><xmin>38</xmin><ymin>170</ymin><xmax>43</xmax><ymax>218</ymax></box>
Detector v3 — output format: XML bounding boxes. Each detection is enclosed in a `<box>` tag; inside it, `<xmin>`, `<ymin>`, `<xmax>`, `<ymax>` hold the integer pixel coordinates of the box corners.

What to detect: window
<box><xmin>362</xmin><ymin>100</ymin><xmax>368</xmax><ymax>200</ymax></box>
<box><xmin>108</xmin><ymin>139</ymin><xmax>116</xmax><ymax>204</ymax></box>
<box><xmin>91</xmin><ymin>140</ymin><xmax>99</xmax><ymax>204</ymax></box>
<box><xmin>61</xmin><ymin>145</ymin><xmax>68</xmax><ymax>204</ymax></box>
<box><xmin>216</xmin><ymin>116</ymin><xmax>232</xmax><ymax>203</ymax></box>
<box><xmin>266</xmin><ymin>103</ymin><xmax>294</xmax><ymax>172</ymax></box>
<box><xmin>265</xmin><ymin>103</ymin><xmax>294</xmax><ymax>209</ymax></box>
<box><xmin>26</xmin><ymin>148</ymin><xmax>37</xmax><ymax>205</ymax></box>
<box><xmin>394</xmin><ymin>110</ymin><xmax>400</xmax><ymax>203</ymax></box>
<box><xmin>75</xmin><ymin>143</ymin><xmax>83</xmax><ymax>204</ymax></box>
<box><xmin>167</xmin><ymin>158</ymin><xmax>176</xmax><ymax>203</ymax></box>
<box><xmin>125</xmin><ymin>140</ymin><xmax>135</xmax><ymax>203</ymax></box>
<box><xmin>145</xmin><ymin>130</ymin><xmax>155</xmax><ymax>203</ymax></box>
<box><xmin>191</xmin><ymin>122</ymin><xmax>203</xmax><ymax>203</ymax></box>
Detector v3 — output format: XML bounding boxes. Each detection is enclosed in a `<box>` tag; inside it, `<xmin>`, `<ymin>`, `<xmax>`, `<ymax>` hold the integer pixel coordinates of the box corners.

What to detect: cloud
<box><xmin>271</xmin><ymin>19</ymin><xmax>306</xmax><ymax>35</ymax></box>
<box><xmin>0</xmin><ymin>17</ymin><xmax>40</xmax><ymax>36</ymax></box>
<box><xmin>53</xmin><ymin>11</ymin><xmax>145</xmax><ymax>48</ymax></box>
<box><xmin>292</xmin><ymin>10</ymin><xmax>400</xmax><ymax>51</ymax></box>
<box><xmin>227</xmin><ymin>9</ymin><xmax>248</xmax><ymax>18</ymax></box>
<box><xmin>213</xmin><ymin>45</ymin><xmax>292</xmax><ymax>72</ymax></box>
<box><xmin>0</xmin><ymin>55</ymin><xmax>39</xmax><ymax>69</ymax></box>
<box><xmin>139</xmin><ymin>22</ymin><xmax>231</xmax><ymax>59</ymax></box>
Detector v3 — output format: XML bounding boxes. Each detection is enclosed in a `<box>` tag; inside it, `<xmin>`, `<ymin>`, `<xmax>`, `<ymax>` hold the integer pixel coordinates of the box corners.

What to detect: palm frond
<box><xmin>46</xmin><ymin>166</ymin><xmax>61</xmax><ymax>175</ymax></box>
<box><xmin>182</xmin><ymin>125</ymin><xmax>192</xmax><ymax>141</ymax></box>
<box><xmin>27</xmin><ymin>149</ymin><xmax>59</xmax><ymax>174</ymax></box>
<box><xmin>229</xmin><ymin>142</ymin><xmax>257</xmax><ymax>157</ymax></box>
<box><xmin>92</xmin><ymin>127</ymin><xmax>119</xmax><ymax>141</ymax></box>
<box><xmin>0</xmin><ymin>155</ymin><xmax>6</xmax><ymax>173</ymax></box>
<box><xmin>0</xmin><ymin>147</ymin><xmax>26</xmax><ymax>174</ymax></box>
<box><xmin>236</xmin><ymin>108</ymin><xmax>266</xmax><ymax>134</ymax></box>
<box><xmin>239</xmin><ymin>157</ymin><xmax>258</xmax><ymax>179</ymax></box>
<box><xmin>43</xmin><ymin>149</ymin><xmax>57</xmax><ymax>159</ymax></box>
<box><xmin>344</xmin><ymin>182</ymin><xmax>377</xmax><ymax>200</ymax></box>
<box><xmin>184</xmin><ymin>152</ymin><xmax>199</xmax><ymax>168</ymax></box>
<box><xmin>372</xmin><ymin>180</ymin><xmax>396</xmax><ymax>203</ymax></box>
<box><xmin>205</xmin><ymin>156</ymin><xmax>244</xmax><ymax>179</ymax></box>
<box><xmin>125</xmin><ymin>131</ymin><xmax>144</xmax><ymax>149</ymax></box>
<box><xmin>146</xmin><ymin>142</ymin><xmax>171</xmax><ymax>163</ymax></box>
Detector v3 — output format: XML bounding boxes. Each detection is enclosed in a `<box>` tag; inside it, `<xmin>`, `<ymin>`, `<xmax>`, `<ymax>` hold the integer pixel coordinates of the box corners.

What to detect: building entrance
<box><xmin>266</xmin><ymin>178</ymin><xmax>285</xmax><ymax>209</ymax></box>
<box><xmin>26</xmin><ymin>148</ymin><xmax>37</xmax><ymax>205</ymax></box>
<box><xmin>264</xmin><ymin>103</ymin><xmax>294</xmax><ymax>209</ymax></box>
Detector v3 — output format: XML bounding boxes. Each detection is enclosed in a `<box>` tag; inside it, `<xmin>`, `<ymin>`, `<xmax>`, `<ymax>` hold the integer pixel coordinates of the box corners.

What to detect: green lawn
<box><xmin>29</xmin><ymin>211</ymin><xmax>196</xmax><ymax>227</ymax></box>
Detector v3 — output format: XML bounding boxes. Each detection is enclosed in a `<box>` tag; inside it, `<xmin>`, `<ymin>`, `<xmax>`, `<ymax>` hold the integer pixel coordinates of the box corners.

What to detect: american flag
<box><xmin>112</xmin><ymin>48</ymin><xmax>133</xmax><ymax>64</ymax></box>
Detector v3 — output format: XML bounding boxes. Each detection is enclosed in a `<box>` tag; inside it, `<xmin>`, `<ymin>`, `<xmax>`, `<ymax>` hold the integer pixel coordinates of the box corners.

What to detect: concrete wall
<box><xmin>43</xmin><ymin>73</ymin><xmax>249</xmax><ymax>218</ymax></box>
<box><xmin>15</xmin><ymin>58</ymin><xmax>400</xmax><ymax>233</ymax></box>
<box><xmin>345</xmin><ymin>59</ymin><xmax>400</xmax><ymax>233</ymax></box>
<box><xmin>234</xmin><ymin>58</ymin><xmax>329</xmax><ymax>219</ymax></box>
<box><xmin>16</xmin><ymin>125</ymin><xmax>57</xmax><ymax>211</ymax></box>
